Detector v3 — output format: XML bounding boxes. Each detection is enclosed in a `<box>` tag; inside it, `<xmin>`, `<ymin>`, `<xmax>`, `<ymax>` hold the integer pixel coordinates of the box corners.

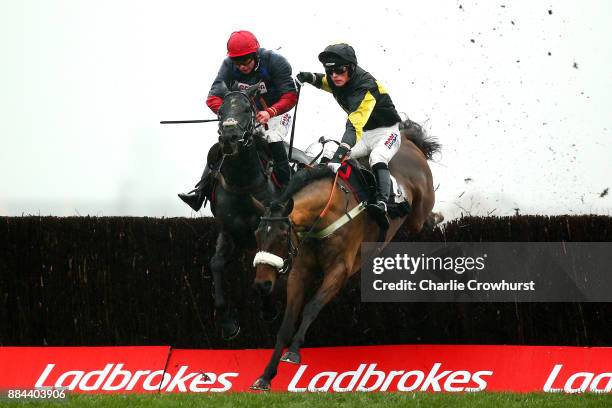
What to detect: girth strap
<box><xmin>297</xmin><ymin>201</ymin><xmax>367</xmax><ymax>239</ymax></box>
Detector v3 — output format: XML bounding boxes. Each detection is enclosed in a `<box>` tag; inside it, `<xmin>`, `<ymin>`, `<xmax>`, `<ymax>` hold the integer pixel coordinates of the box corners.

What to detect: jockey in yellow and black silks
<box><xmin>296</xmin><ymin>43</ymin><xmax>402</xmax><ymax>228</ymax></box>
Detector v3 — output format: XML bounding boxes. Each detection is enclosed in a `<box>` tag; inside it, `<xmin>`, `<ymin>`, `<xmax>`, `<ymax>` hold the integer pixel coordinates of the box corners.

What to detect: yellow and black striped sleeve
<box><xmin>342</xmin><ymin>89</ymin><xmax>377</xmax><ymax>145</ymax></box>
<box><xmin>312</xmin><ymin>73</ymin><xmax>332</xmax><ymax>93</ymax></box>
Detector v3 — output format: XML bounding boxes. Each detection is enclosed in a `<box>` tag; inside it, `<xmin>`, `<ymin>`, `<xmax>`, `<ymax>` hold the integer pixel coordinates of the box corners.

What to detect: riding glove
<box><xmin>330</xmin><ymin>143</ymin><xmax>351</xmax><ymax>163</ymax></box>
<box><xmin>296</xmin><ymin>72</ymin><xmax>315</xmax><ymax>86</ymax></box>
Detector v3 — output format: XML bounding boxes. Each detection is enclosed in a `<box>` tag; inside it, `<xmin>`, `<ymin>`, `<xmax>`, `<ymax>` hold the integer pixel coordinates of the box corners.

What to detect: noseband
<box><xmin>219</xmin><ymin>91</ymin><xmax>259</xmax><ymax>147</ymax></box>
<box><xmin>253</xmin><ymin>216</ymin><xmax>299</xmax><ymax>275</ymax></box>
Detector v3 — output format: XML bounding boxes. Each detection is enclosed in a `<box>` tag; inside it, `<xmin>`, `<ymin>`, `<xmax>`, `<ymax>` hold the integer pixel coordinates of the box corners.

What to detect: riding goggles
<box><xmin>231</xmin><ymin>55</ymin><xmax>255</xmax><ymax>67</ymax></box>
<box><xmin>325</xmin><ymin>65</ymin><xmax>349</xmax><ymax>75</ymax></box>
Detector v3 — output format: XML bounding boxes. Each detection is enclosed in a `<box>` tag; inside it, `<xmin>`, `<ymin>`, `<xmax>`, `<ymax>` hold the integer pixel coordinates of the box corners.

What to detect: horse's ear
<box><xmin>218</xmin><ymin>81</ymin><xmax>230</xmax><ymax>97</ymax></box>
<box><xmin>245</xmin><ymin>82</ymin><xmax>261</xmax><ymax>98</ymax></box>
<box><xmin>283</xmin><ymin>198</ymin><xmax>294</xmax><ymax>216</ymax></box>
<box><xmin>229</xmin><ymin>80</ymin><xmax>241</xmax><ymax>92</ymax></box>
<box><xmin>250</xmin><ymin>195</ymin><xmax>266</xmax><ymax>216</ymax></box>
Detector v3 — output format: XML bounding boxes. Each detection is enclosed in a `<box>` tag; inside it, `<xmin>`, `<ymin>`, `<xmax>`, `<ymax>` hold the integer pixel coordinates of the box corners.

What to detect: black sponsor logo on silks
<box><xmin>280</xmin><ymin>113</ymin><xmax>290</xmax><ymax>127</ymax></box>
<box><xmin>384</xmin><ymin>132</ymin><xmax>399</xmax><ymax>149</ymax></box>
<box><xmin>236</xmin><ymin>82</ymin><xmax>268</xmax><ymax>94</ymax></box>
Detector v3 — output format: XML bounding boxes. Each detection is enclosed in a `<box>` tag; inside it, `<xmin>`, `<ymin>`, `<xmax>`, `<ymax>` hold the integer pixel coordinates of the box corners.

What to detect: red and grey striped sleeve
<box><xmin>206</xmin><ymin>95</ymin><xmax>223</xmax><ymax>114</ymax></box>
<box><xmin>265</xmin><ymin>91</ymin><xmax>297</xmax><ymax>117</ymax></box>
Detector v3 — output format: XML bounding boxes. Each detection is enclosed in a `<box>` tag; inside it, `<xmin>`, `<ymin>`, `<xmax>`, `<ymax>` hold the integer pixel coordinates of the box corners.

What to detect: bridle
<box><xmin>218</xmin><ymin>91</ymin><xmax>260</xmax><ymax>148</ymax></box>
<box><xmin>253</xmin><ymin>215</ymin><xmax>299</xmax><ymax>275</ymax></box>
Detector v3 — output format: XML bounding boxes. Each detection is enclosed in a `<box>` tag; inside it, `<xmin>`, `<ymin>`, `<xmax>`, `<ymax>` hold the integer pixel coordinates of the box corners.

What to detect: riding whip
<box><xmin>288</xmin><ymin>82</ymin><xmax>301</xmax><ymax>161</ymax></box>
<box><xmin>160</xmin><ymin>119</ymin><xmax>219</xmax><ymax>124</ymax></box>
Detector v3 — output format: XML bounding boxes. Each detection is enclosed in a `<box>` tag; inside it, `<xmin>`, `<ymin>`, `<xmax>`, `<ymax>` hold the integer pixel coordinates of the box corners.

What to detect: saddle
<box><xmin>252</xmin><ymin>135</ymin><xmax>315</xmax><ymax>167</ymax></box>
<box><xmin>283</xmin><ymin>143</ymin><xmax>315</xmax><ymax>166</ymax></box>
<box><xmin>337</xmin><ymin>159</ymin><xmax>411</xmax><ymax>219</ymax></box>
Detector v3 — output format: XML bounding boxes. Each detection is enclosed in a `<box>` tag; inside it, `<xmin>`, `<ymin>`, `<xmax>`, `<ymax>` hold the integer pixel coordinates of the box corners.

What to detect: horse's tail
<box><xmin>399</xmin><ymin>119</ymin><xmax>441</xmax><ymax>160</ymax></box>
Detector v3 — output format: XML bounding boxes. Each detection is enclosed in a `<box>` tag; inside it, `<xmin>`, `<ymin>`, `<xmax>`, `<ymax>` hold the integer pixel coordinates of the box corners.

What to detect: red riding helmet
<box><xmin>227</xmin><ymin>30</ymin><xmax>260</xmax><ymax>57</ymax></box>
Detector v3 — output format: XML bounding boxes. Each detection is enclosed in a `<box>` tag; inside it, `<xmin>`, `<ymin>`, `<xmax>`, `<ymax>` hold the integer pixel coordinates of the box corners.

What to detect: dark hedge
<box><xmin>1</xmin><ymin>215</ymin><xmax>610</xmax><ymax>348</ymax></box>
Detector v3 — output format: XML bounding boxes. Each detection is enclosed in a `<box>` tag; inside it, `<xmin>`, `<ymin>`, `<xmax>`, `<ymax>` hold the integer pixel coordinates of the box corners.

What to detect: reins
<box><xmin>320</xmin><ymin>170</ymin><xmax>342</xmax><ymax>218</ymax></box>
<box><xmin>302</xmin><ymin>151</ymin><xmax>351</xmax><ymax>236</ymax></box>
<box><xmin>219</xmin><ymin>91</ymin><xmax>260</xmax><ymax>145</ymax></box>
<box><xmin>257</xmin><ymin>214</ymin><xmax>300</xmax><ymax>274</ymax></box>
<box><xmin>214</xmin><ymin>92</ymin><xmax>270</xmax><ymax>194</ymax></box>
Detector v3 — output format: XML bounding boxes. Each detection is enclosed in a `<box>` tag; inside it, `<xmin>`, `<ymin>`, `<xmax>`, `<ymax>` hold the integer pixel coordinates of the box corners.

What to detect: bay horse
<box><xmin>208</xmin><ymin>83</ymin><xmax>303</xmax><ymax>339</ymax></box>
<box><xmin>250</xmin><ymin>120</ymin><xmax>441</xmax><ymax>390</ymax></box>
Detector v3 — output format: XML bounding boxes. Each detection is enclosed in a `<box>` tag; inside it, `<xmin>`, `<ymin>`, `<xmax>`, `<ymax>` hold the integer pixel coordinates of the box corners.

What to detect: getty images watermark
<box><xmin>361</xmin><ymin>243</ymin><xmax>612</xmax><ymax>302</ymax></box>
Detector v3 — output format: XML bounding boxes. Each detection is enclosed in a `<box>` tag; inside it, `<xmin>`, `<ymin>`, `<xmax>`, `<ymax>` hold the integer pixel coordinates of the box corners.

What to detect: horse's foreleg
<box><xmin>210</xmin><ymin>231</ymin><xmax>240</xmax><ymax>340</ymax></box>
<box><xmin>251</xmin><ymin>270</ymin><xmax>306</xmax><ymax>391</ymax></box>
<box><xmin>283</xmin><ymin>263</ymin><xmax>347</xmax><ymax>364</ymax></box>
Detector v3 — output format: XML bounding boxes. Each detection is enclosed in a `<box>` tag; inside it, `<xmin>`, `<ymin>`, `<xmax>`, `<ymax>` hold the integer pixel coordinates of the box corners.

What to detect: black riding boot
<box><xmin>367</xmin><ymin>162</ymin><xmax>391</xmax><ymax>230</ymax></box>
<box><xmin>178</xmin><ymin>165</ymin><xmax>211</xmax><ymax>211</ymax></box>
<box><xmin>268</xmin><ymin>141</ymin><xmax>291</xmax><ymax>188</ymax></box>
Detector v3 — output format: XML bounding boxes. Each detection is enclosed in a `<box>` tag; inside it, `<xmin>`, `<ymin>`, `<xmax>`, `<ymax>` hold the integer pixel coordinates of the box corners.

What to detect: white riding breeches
<box><xmin>349</xmin><ymin>123</ymin><xmax>401</xmax><ymax>166</ymax></box>
<box><xmin>263</xmin><ymin>112</ymin><xmax>292</xmax><ymax>143</ymax></box>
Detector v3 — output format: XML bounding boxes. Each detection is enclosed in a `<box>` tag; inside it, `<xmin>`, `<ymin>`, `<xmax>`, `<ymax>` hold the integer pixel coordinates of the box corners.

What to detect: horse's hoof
<box><xmin>260</xmin><ymin>304</ymin><xmax>280</xmax><ymax>322</ymax></box>
<box><xmin>221</xmin><ymin>321</ymin><xmax>240</xmax><ymax>340</ymax></box>
<box><xmin>250</xmin><ymin>378</ymin><xmax>270</xmax><ymax>391</ymax></box>
<box><xmin>280</xmin><ymin>351</ymin><xmax>301</xmax><ymax>364</ymax></box>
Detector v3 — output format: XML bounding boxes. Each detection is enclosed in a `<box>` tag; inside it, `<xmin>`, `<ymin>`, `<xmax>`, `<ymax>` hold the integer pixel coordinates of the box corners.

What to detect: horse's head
<box><xmin>252</xmin><ymin>198</ymin><xmax>296</xmax><ymax>296</ymax></box>
<box><xmin>217</xmin><ymin>83</ymin><xmax>261</xmax><ymax>156</ymax></box>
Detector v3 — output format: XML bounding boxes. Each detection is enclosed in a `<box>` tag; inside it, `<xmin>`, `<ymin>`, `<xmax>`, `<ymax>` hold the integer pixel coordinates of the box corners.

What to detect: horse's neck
<box><xmin>221</xmin><ymin>142</ymin><xmax>266</xmax><ymax>188</ymax></box>
<box><xmin>291</xmin><ymin>179</ymin><xmax>343</xmax><ymax>228</ymax></box>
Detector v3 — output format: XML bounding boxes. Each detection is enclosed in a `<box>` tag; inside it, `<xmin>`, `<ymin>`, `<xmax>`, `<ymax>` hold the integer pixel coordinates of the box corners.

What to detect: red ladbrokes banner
<box><xmin>0</xmin><ymin>346</ymin><xmax>170</xmax><ymax>393</ymax></box>
<box><xmin>1</xmin><ymin>345</ymin><xmax>611</xmax><ymax>393</ymax></box>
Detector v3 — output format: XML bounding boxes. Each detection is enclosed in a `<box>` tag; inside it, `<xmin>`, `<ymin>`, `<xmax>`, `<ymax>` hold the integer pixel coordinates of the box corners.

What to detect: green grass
<box><xmin>2</xmin><ymin>392</ymin><xmax>612</xmax><ymax>408</ymax></box>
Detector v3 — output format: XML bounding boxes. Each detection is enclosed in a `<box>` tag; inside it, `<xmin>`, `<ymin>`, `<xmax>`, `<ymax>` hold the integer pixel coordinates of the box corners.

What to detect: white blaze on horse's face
<box><xmin>220</xmin><ymin>116</ymin><xmax>243</xmax><ymax>155</ymax></box>
<box><xmin>222</xmin><ymin>118</ymin><xmax>238</xmax><ymax>127</ymax></box>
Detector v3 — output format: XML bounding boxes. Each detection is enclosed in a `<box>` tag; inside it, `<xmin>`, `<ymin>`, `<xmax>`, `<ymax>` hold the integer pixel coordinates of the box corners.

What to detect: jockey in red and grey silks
<box><xmin>206</xmin><ymin>30</ymin><xmax>297</xmax><ymax>118</ymax></box>
<box><xmin>177</xmin><ymin>31</ymin><xmax>297</xmax><ymax>212</ymax></box>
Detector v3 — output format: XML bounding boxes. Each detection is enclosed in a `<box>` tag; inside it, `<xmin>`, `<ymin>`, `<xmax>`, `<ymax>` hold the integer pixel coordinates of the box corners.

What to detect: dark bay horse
<box><xmin>250</xmin><ymin>120</ymin><xmax>441</xmax><ymax>390</ymax></box>
<box><xmin>209</xmin><ymin>83</ymin><xmax>289</xmax><ymax>339</ymax></box>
